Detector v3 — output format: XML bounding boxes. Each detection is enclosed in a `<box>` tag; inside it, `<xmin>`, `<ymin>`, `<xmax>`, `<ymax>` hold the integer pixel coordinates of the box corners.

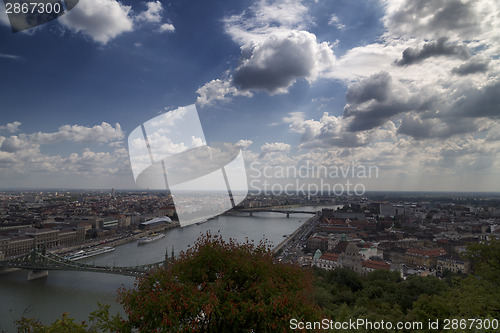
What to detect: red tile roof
<box><xmin>362</xmin><ymin>260</ymin><xmax>390</xmax><ymax>270</ymax></box>
<box><xmin>320</xmin><ymin>253</ymin><xmax>339</xmax><ymax>262</ymax></box>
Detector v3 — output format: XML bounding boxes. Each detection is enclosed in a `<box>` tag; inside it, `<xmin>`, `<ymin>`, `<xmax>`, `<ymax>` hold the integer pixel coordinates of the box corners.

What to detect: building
<box><xmin>139</xmin><ymin>216</ymin><xmax>172</xmax><ymax>231</ymax></box>
<box><xmin>307</xmin><ymin>234</ymin><xmax>329</xmax><ymax>252</ymax></box>
<box><xmin>99</xmin><ymin>218</ymin><xmax>119</xmax><ymax>229</ymax></box>
<box><xmin>314</xmin><ymin>249</ymin><xmax>391</xmax><ymax>275</ymax></box>
<box><xmin>56</xmin><ymin>227</ymin><xmax>85</xmax><ymax>246</ymax></box>
<box><xmin>405</xmin><ymin>247</ymin><xmax>447</xmax><ymax>268</ymax></box>
<box><xmin>437</xmin><ymin>255</ymin><xmax>470</xmax><ymax>275</ymax></box>
<box><xmin>314</xmin><ymin>252</ymin><xmax>340</xmax><ymax>270</ymax></box>
<box><xmin>362</xmin><ymin>260</ymin><xmax>391</xmax><ymax>274</ymax></box>
<box><xmin>58</xmin><ymin>229</ymin><xmax>78</xmax><ymax>247</ymax></box>
<box><xmin>379</xmin><ymin>203</ymin><xmax>395</xmax><ymax>217</ymax></box>
<box><xmin>5</xmin><ymin>236</ymin><xmax>35</xmax><ymax>257</ymax></box>
<box><xmin>0</xmin><ymin>236</ymin><xmax>10</xmax><ymax>257</ymax></box>
<box><xmin>23</xmin><ymin>228</ymin><xmax>59</xmax><ymax>250</ymax></box>
<box><xmin>338</xmin><ymin>243</ymin><xmax>363</xmax><ymax>274</ymax></box>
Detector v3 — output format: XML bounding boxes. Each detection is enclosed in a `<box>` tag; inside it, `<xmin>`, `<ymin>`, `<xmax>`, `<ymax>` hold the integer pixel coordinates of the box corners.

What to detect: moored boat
<box><xmin>64</xmin><ymin>246</ymin><xmax>115</xmax><ymax>261</ymax></box>
<box><xmin>137</xmin><ymin>233</ymin><xmax>165</xmax><ymax>245</ymax></box>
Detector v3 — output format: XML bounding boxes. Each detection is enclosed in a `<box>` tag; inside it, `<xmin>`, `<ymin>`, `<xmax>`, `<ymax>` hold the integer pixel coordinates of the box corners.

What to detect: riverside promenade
<box><xmin>272</xmin><ymin>214</ymin><xmax>319</xmax><ymax>255</ymax></box>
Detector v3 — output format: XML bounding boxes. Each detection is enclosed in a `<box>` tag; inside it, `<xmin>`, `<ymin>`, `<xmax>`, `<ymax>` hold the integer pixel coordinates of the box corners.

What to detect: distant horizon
<box><xmin>2</xmin><ymin>187</ymin><xmax>500</xmax><ymax>196</ymax></box>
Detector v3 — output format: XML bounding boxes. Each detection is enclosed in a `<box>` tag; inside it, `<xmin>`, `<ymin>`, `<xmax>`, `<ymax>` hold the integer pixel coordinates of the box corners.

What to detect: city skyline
<box><xmin>1</xmin><ymin>0</ymin><xmax>499</xmax><ymax>192</ymax></box>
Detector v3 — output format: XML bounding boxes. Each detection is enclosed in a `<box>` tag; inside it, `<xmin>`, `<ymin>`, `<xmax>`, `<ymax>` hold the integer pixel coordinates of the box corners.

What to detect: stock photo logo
<box><xmin>127</xmin><ymin>105</ymin><xmax>249</xmax><ymax>227</ymax></box>
<box><xmin>4</xmin><ymin>0</ymin><xmax>79</xmax><ymax>32</ymax></box>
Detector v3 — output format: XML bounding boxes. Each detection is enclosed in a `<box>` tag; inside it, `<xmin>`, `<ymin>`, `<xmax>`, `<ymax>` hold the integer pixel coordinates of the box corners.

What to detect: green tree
<box><xmin>463</xmin><ymin>237</ymin><xmax>500</xmax><ymax>285</ymax></box>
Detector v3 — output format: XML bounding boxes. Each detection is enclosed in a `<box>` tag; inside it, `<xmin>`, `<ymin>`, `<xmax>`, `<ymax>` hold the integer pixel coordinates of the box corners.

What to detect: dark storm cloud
<box><xmin>231</xmin><ymin>32</ymin><xmax>322</xmax><ymax>93</ymax></box>
<box><xmin>397</xmin><ymin>114</ymin><xmax>480</xmax><ymax>139</ymax></box>
<box><xmin>342</xmin><ymin>72</ymin><xmax>434</xmax><ymax>132</ymax></box>
<box><xmin>345</xmin><ymin>72</ymin><xmax>391</xmax><ymax>104</ymax></box>
<box><xmin>345</xmin><ymin>102</ymin><xmax>409</xmax><ymax>132</ymax></box>
<box><xmin>314</xmin><ymin>130</ymin><xmax>368</xmax><ymax>148</ymax></box>
<box><xmin>454</xmin><ymin>82</ymin><xmax>500</xmax><ymax>118</ymax></box>
<box><xmin>452</xmin><ymin>57</ymin><xmax>490</xmax><ymax>75</ymax></box>
<box><xmin>426</xmin><ymin>0</ymin><xmax>478</xmax><ymax>35</ymax></box>
<box><xmin>395</xmin><ymin>37</ymin><xmax>470</xmax><ymax>66</ymax></box>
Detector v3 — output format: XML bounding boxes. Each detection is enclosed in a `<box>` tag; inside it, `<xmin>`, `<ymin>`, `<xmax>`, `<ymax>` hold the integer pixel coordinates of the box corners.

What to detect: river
<box><xmin>0</xmin><ymin>206</ymin><xmax>339</xmax><ymax>331</ymax></box>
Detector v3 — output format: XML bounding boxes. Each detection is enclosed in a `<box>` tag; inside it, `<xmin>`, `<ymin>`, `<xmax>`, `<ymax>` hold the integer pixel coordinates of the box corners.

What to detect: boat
<box><xmin>64</xmin><ymin>246</ymin><xmax>115</xmax><ymax>261</ymax></box>
<box><xmin>137</xmin><ymin>233</ymin><xmax>165</xmax><ymax>245</ymax></box>
<box><xmin>195</xmin><ymin>219</ymin><xmax>208</xmax><ymax>225</ymax></box>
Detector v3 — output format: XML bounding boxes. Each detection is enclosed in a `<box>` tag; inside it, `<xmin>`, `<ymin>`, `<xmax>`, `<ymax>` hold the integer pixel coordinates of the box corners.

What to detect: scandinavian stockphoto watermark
<box><xmin>248</xmin><ymin>161</ymin><xmax>379</xmax><ymax>196</ymax></box>
<box><xmin>127</xmin><ymin>104</ymin><xmax>377</xmax><ymax>226</ymax></box>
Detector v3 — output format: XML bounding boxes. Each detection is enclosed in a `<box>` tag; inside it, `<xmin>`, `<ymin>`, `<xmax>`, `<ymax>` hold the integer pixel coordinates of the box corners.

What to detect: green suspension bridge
<box><xmin>0</xmin><ymin>248</ymin><xmax>166</xmax><ymax>279</ymax></box>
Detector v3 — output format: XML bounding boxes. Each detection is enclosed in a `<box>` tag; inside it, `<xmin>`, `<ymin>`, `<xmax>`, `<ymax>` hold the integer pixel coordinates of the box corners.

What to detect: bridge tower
<box><xmin>28</xmin><ymin>246</ymin><xmax>48</xmax><ymax>280</ymax></box>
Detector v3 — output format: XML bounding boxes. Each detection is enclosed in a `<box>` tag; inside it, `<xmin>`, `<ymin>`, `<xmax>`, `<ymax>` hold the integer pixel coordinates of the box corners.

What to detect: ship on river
<box><xmin>64</xmin><ymin>246</ymin><xmax>115</xmax><ymax>261</ymax></box>
<box><xmin>137</xmin><ymin>233</ymin><xmax>165</xmax><ymax>245</ymax></box>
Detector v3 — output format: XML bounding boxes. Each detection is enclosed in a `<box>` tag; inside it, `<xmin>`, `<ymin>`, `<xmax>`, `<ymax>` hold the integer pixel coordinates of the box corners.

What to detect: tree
<box><xmin>407</xmin><ymin>239</ymin><xmax>500</xmax><ymax>331</ymax></box>
<box><xmin>117</xmin><ymin>232</ymin><xmax>321</xmax><ymax>332</ymax></box>
<box><xmin>463</xmin><ymin>237</ymin><xmax>500</xmax><ymax>285</ymax></box>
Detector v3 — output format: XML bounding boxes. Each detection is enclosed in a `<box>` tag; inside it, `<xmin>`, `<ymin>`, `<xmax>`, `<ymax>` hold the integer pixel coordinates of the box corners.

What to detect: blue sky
<box><xmin>0</xmin><ymin>0</ymin><xmax>499</xmax><ymax>191</ymax></box>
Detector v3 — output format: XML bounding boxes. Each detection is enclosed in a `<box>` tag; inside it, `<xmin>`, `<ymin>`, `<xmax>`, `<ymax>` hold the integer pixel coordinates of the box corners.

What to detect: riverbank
<box><xmin>272</xmin><ymin>215</ymin><xmax>319</xmax><ymax>255</ymax></box>
<box><xmin>52</xmin><ymin>221</ymin><xmax>180</xmax><ymax>256</ymax></box>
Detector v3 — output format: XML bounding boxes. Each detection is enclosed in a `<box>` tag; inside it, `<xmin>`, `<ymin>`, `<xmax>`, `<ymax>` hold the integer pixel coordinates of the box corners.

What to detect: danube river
<box><xmin>0</xmin><ymin>206</ymin><xmax>338</xmax><ymax>331</ymax></box>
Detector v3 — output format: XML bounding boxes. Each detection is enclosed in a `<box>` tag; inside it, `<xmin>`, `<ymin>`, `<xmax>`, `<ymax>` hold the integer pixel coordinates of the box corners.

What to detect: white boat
<box><xmin>64</xmin><ymin>246</ymin><xmax>115</xmax><ymax>261</ymax></box>
<box><xmin>137</xmin><ymin>233</ymin><xmax>165</xmax><ymax>245</ymax></box>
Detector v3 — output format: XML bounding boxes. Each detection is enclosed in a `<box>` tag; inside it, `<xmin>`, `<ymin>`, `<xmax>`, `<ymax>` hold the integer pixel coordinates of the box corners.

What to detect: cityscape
<box><xmin>1</xmin><ymin>190</ymin><xmax>498</xmax><ymax>279</ymax></box>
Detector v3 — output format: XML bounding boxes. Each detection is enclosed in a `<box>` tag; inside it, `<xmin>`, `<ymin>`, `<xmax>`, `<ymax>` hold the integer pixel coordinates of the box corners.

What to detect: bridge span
<box><xmin>0</xmin><ymin>248</ymin><xmax>164</xmax><ymax>280</ymax></box>
<box><xmin>232</xmin><ymin>208</ymin><xmax>319</xmax><ymax>217</ymax></box>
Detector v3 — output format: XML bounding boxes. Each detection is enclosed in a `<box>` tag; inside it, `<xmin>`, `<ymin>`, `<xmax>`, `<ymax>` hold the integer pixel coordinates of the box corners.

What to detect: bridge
<box><xmin>233</xmin><ymin>208</ymin><xmax>318</xmax><ymax>217</ymax></box>
<box><xmin>0</xmin><ymin>248</ymin><xmax>165</xmax><ymax>280</ymax></box>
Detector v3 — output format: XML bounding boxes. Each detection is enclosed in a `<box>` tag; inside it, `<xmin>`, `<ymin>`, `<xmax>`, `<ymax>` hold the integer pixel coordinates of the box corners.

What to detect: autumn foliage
<box><xmin>117</xmin><ymin>232</ymin><xmax>321</xmax><ymax>332</ymax></box>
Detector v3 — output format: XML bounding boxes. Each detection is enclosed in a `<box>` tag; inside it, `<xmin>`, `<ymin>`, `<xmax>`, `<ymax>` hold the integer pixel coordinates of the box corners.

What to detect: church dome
<box><xmin>346</xmin><ymin>243</ymin><xmax>359</xmax><ymax>256</ymax></box>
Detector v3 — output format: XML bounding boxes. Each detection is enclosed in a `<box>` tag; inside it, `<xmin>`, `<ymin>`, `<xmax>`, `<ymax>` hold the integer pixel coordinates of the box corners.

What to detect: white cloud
<box><xmin>29</xmin><ymin>122</ymin><xmax>124</xmax><ymax>144</ymax></box>
<box><xmin>0</xmin><ymin>121</ymin><xmax>21</xmax><ymax>133</ymax></box>
<box><xmin>196</xmin><ymin>0</ymin><xmax>336</xmax><ymax>104</ymax></box>
<box><xmin>135</xmin><ymin>1</ymin><xmax>163</xmax><ymax>23</ymax></box>
<box><xmin>260</xmin><ymin>142</ymin><xmax>291</xmax><ymax>155</ymax></box>
<box><xmin>232</xmin><ymin>30</ymin><xmax>336</xmax><ymax>93</ymax></box>
<box><xmin>0</xmin><ymin>53</ymin><xmax>22</xmax><ymax>60</ymax></box>
<box><xmin>58</xmin><ymin>0</ymin><xmax>134</xmax><ymax>44</ymax></box>
<box><xmin>158</xmin><ymin>23</ymin><xmax>175</xmax><ymax>33</ymax></box>
<box><xmin>135</xmin><ymin>1</ymin><xmax>175</xmax><ymax>34</ymax></box>
<box><xmin>224</xmin><ymin>0</ymin><xmax>310</xmax><ymax>42</ymax></box>
<box><xmin>328</xmin><ymin>14</ymin><xmax>345</xmax><ymax>30</ymax></box>
<box><xmin>194</xmin><ymin>0</ymin><xmax>500</xmax><ymax>191</ymax></box>
<box><xmin>225</xmin><ymin>0</ymin><xmax>336</xmax><ymax>93</ymax></box>
<box><xmin>196</xmin><ymin>79</ymin><xmax>252</xmax><ymax>106</ymax></box>
<box><xmin>235</xmin><ymin>139</ymin><xmax>253</xmax><ymax>149</ymax></box>
<box><xmin>0</xmin><ymin>123</ymin><xmax>132</xmax><ymax>188</ymax></box>
<box><xmin>0</xmin><ymin>135</ymin><xmax>40</xmax><ymax>153</ymax></box>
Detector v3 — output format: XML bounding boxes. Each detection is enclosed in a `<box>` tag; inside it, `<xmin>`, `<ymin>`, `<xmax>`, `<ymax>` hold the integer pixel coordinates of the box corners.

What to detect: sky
<box><xmin>0</xmin><ymin>0</ymin><xmax>499</xmax><ymax>192</ymax></box>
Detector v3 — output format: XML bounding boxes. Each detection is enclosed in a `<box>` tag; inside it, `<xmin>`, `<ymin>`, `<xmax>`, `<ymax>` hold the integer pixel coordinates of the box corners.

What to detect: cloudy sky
<box><xmin>0</xmin><ymin>0</ymin><xmax>499</xmax><ymax>192</ymax></box>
